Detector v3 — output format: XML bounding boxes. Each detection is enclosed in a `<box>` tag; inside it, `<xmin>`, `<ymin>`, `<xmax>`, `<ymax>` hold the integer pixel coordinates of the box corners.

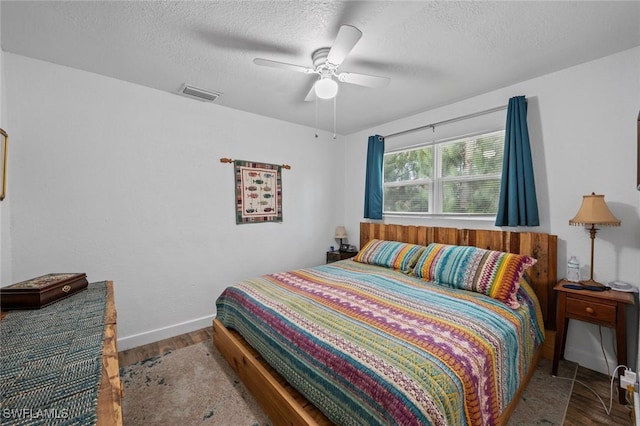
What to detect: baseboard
<box><xmin>563</xmin><ymin>346</ymin><xmax>619</xmax><ymax>376</ymax></box>
<box><xmin>117</xmin><ymin>314</ymin><xmax>215</xmax><ymax>351</ymax></box>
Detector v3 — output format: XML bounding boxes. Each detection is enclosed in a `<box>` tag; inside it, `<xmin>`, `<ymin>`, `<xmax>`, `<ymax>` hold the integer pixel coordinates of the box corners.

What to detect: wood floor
<box><xmin>565</xmin><ymin>367</ymin><xmax>633</xmax><ymax>425</ymax></box>
<box><xmin>118</xmin><ymin>327</ymin><xmax>635</xmax><ymax>425</ymax></box>
<box><xmin>118</xmin><ymin>326</ymin><xmax>213</xmax><ymax>367</ymax></box>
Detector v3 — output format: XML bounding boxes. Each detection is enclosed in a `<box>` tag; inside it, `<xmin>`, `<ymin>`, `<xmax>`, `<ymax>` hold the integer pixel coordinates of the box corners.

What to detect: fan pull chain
<box><xmin>333</xmin><ymin>96</ymin><xmax>337</xmax><ymax>139</ymax></box>
<box><xmin>314</xmin><ymin>96</ymin><xmax>319</xmax><ymax>138</ymax></box>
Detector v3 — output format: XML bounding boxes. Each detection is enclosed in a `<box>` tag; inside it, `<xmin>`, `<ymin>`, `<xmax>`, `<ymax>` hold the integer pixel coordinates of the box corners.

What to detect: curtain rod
<box><xmin>219</xmin><ymin>157</ymin><xmax>291</xmax><ymax>169</ymax></box>
<box><xmin>383</xmin><ymin>104</ymin><xmax>508</xmax><ymax>139</ymax></box>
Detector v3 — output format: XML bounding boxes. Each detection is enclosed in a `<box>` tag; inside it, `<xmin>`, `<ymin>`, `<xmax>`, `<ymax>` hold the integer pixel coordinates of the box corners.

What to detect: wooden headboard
<box><xmin>360</xmin><ymin>222</ymin><xmax>558</xmax><ymax>329</ymax></box>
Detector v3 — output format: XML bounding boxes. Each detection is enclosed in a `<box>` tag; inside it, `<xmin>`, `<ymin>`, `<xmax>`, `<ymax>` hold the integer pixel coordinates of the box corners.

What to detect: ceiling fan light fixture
<box><xmin>314</xmin><ymin>77</ymin><xmax>339</xmax><ymax>99</ymax></box>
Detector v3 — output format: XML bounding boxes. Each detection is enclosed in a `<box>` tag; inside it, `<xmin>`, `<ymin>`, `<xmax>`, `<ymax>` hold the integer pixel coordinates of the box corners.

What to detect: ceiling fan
<box><xmin>253</xmin><ymin>25</ymin><xmax>390</xmax><ymax>101</ymax></box>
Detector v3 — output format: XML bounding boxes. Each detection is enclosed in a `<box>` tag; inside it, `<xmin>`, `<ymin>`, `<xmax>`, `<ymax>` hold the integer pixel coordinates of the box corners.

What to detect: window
<box><xmin>383</xmin><ymin>130</ymin><xmax>504</xmax><ymax>216</ymax></box>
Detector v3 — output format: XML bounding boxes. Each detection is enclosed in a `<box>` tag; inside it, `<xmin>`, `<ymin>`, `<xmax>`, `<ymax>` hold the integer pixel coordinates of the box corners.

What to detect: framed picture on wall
<box><xmin>234</xmin><ymin>159</ymin><xmax>283</xmax><ymax>224</ymax></box>
<box><xmin>0</xmin><ymin>128</ymin><xmax>7</xmax><ymax>201</ymax></box>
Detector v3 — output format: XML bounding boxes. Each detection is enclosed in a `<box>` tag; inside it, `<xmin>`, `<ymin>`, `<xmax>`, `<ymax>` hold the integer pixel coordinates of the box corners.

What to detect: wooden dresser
<box><xmin>0</xmin><ymin>281</ymin><xmax>123</xmax><ymax>425</ymax></box>
<box><xmin>98</xmin><ymin>281</ymin><xmax>124</xmax><ymax>425</ymax></box>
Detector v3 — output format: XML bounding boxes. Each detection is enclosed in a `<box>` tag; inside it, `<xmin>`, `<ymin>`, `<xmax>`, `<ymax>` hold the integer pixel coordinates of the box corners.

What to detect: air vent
<box><xmin>179</xmin><ymin>84</ymin><xmax>222</xmax><ymax>102</ymax></box>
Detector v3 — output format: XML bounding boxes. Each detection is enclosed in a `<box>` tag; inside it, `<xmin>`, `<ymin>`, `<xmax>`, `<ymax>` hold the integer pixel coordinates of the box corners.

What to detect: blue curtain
<box><xmin>364</xmin><ymin>135</ymin><xmax>385</xmax><ymax>220</ymax></box>
<box><xmin>495</xmin><ymin>96</ymin><xmax>540</xmax><ymax>226</ymax></box>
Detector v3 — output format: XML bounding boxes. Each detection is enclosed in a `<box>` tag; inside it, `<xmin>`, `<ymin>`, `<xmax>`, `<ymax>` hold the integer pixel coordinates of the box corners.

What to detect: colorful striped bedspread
<box><xmin>215</xmin><ymin>259</ymin><xmax>544</xmax><ymax>426</ymax></box>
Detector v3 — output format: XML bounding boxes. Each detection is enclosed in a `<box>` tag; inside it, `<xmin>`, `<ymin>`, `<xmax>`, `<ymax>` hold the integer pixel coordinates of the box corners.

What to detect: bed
<box><xmin>213</xmin><ymin>222</ymin><xmax>558</xmax><ymax>426</ymax></box>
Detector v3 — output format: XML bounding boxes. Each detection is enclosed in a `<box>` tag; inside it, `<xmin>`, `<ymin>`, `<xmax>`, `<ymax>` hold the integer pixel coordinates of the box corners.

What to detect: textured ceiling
<box><xmin>2</xmin><ymin>1</ymin><xmax>639</xmax><ymax>135</ymax></box>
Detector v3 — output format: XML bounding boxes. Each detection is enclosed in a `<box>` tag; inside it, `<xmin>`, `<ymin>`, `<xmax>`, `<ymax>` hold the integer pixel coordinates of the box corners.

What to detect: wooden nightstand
<box><xmin>552</xmin><ymin>280</ymin><xmax>634</xmax><ymax>403</ymax></box>
<box><xmin>326</xmin><ymin>250</ymin><xmax>357</xmax><ymax>264</ymax></box>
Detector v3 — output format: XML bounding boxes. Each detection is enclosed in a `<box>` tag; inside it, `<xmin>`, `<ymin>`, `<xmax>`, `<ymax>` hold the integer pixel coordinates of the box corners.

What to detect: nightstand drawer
<box><xmin>566</xmin><ymin>296</ymin><xmax>616</xmax><ymax>325</ymax></box>
<box><xmin>326</xmin><ymin>251</ymin><xmax>357</xmax><ymax>264</ymax></box>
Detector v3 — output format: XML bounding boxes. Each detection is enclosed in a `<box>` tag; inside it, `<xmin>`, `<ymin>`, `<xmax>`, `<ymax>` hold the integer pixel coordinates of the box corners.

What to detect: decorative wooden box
<box><xmin>0</xmin><ymin>273</ymin><xmax>88</xmax><ymax>309</ymax></box>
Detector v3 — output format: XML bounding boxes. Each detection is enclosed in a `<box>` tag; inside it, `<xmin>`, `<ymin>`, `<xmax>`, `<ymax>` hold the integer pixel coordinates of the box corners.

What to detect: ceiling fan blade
<box><xmin>326</xmin><ymin>25</ymin><xmax>362</xmax><ymax>65</ymax></box>
<box><xmin>253</xmin><ymin>58</ymin><xmax>315</xmax><ymax>74</ymax></box>
<box><xmin>338</xmin><ymin>72</ymin><xmax>390</xmax><ymax>88</ymax></box>
<box><xmin>304</xmin><ymin>83</ymin><xmax>317</xmax><ymax>102</ymax></box>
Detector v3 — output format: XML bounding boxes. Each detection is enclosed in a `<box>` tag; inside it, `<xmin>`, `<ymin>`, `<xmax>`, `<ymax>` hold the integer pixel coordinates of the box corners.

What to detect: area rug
<box><xmin>120</xmin><ymin>340</ymin><xmax>269</xmax><ymax>425</ymax></box>
<box><xmin>120</xmin><ymin>340</ymin><xmax>577</xmax><ymax>426</ymax></box>
<box><xmin>507</xmin><ymin>358</ymin><xmax>578</xmax><ymax>426</ymax></box>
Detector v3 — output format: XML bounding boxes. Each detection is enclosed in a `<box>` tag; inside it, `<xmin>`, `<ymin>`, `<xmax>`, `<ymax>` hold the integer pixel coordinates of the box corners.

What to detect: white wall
<box><xmin>4</xmin><ymin>53</ymin><xmax>345</xmax><ymax>350</ymax></box>
<box><xmin>344</xmin><ymin>47</ymin><xmax>640</xmax><ymax>375</ymax></box>
<box><xmin>0</xmin><ymin>4</ymin><xmax>9</xmax><ymax>286</ymax></box>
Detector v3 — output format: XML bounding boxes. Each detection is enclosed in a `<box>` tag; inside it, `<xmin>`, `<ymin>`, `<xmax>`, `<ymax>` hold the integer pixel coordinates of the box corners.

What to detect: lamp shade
<box><xmin>335</xmin><ymin>226</ymin><xmax>348</xmax><ymax>239</ymax></box>
<box><xmin>314</xmin><ymin>77</ymin><xmax>339</xmax><ymax>99</ymax></box>
<box><xmin>569</xmin><ymin>193</ymin><xmax>620</xmax><ymax>226</ymax></box>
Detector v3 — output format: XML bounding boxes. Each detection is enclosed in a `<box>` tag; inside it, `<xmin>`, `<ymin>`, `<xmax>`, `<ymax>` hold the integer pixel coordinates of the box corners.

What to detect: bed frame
<box><xmin>213</xmin><ymin>222</ymin><xmax>558</xmax><ymax>426</ymax></box>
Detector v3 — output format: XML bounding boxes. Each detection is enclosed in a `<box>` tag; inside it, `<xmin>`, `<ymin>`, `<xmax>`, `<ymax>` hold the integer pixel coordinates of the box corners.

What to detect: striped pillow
<box><xmin>412</xmin><ymin>243</ymin><xmax>536</xmax><ymax>308</ymax></box>
<box><xmin>354</xmin><ymin>239</ymin><xmax>425</xmax><ymax>272</ymax></box>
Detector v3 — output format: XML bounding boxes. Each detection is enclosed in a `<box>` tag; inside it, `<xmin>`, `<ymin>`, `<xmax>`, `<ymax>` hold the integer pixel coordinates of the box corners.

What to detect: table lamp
<box><xmin>569</xmin><ymin>193</ymin><xmax>620</xmax><ymax>287</ymax></box>
<box><xmin>335</xmin><ymin>226</ymin><xmax>348</xmax><ymax>250</ymax></box>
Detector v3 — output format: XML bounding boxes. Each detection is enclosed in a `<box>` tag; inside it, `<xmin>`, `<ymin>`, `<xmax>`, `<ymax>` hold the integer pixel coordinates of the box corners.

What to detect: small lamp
<box><xmin>569</xmin><ymin>193</ymin><xmax>620</xmax><ymax>286</ymax></box>
<box><xmin>335</xmin><ymin>226</ymin><xmax>348</xmax><ymax>250</ymax></box>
